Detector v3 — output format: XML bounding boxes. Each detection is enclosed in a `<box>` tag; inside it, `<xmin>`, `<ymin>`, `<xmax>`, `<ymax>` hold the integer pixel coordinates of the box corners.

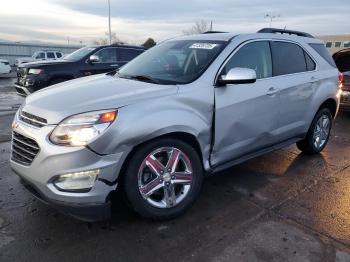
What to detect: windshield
<box><xmin>63</xmin><ymin>46</ymin><xmax>97</xmax><ymax>61</ymax></box>
<box><xmin>118</xmin><ymin>40</ymin><xmax>226</xmax><ymax>84</ymax></box>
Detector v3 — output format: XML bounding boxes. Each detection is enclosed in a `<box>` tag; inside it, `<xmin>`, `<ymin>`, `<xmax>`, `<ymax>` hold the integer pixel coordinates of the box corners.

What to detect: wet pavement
<box><xmin>0</xmin><ymin>76</ymin><xmax>350</xmax><ymax>261</ymax></box>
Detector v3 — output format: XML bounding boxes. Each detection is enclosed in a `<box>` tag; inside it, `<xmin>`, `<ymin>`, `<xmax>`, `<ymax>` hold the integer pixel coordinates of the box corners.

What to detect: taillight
<box><xmin>339</xmin><ymin>72</ymin><xmax>344</xmax><ymax>90</ymax></box>
<box><xmin>339</xmin><ymin>72</ymin><xmax>344</xmax><ymax>83</ymax></box>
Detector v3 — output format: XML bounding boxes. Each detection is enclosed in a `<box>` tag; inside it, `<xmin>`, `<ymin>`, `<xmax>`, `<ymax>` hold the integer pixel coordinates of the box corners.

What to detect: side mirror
<box><xmin>89</xmin><ymin>55</ymin><xmax>100</xmax><ymax>63</ymax></box>
<box><xmin>217</xmin><ymin>67</ymin><xmax>257</xmax><ymax>86</ymax></box>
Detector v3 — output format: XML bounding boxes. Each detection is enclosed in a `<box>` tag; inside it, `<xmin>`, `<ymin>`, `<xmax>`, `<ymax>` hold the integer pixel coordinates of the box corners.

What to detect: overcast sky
<box><xmin>0</xmin><ymin>0</ymin><xmax>349</xmax><ymax>45</ymax></box>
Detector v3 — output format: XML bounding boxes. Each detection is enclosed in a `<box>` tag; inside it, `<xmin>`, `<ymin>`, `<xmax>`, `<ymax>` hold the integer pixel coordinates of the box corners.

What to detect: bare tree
<box><xmin>93</xmin><ymin>32</ymin><xmax>125</xmax><ymax>45</ymax></box>
<box><xmin>183</xmin><ymin>20</ymin><xmax>211</xmax><ymax>35</ymax></box>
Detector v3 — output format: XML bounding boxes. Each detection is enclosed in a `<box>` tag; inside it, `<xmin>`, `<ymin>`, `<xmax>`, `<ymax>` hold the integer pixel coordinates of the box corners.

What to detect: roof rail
<box><xmin>257</xmin><ymin>28</ymin><xmax>314</xmax><ymax>38</ymax></box>
<box><xmin>202</xmin><ymin>31</ymin><xmax>227</xmax><ymax>34</ymax></box>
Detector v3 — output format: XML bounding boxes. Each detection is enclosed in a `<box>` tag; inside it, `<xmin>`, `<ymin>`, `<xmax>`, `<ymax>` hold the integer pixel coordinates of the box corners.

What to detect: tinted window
<box><xmin>93</xmin><ymin>48</ymin><xmax>117</xmax><ymax>63</ymax></box>
<box><xmin>271</xmin><ymin>42</ymin><xmax>308</xmax><ymax>76</ymax></box>
<box><xmin>56</xmin><ymin>52</ymin><xmax>62</xmax><ymax>58</ymax></box>
<box><xmin>222</xmin><ymin>41</ymin><xmax>272</xmax><ymax>79</ymax></box>
<box><xmin>309</xmin><ymin>43</ymin><xmax>336</xmax><ymax>67</ymax></box>
<box><xmin>47</xmin><ymin>52</ymin><xmax>55</xmax><ymax>59</ymax></box>
<box><xmin>118</xmin><ymin>48</ymin><xmax>143</xmax><ymax>61</ymax></box>
<box><xmin>335</xmin><ymin>56</ymin><xmax>350</xmax><ymax>72</ymax></box>
<box><xmin>304</xmin><ymin>51</ymin><xmax>316</xmax><ymax>71</ymax></box>
<box><xmin>35</xmin><ymin>52</ymin><xmax>45</xmax><ymax>59</ymax></box>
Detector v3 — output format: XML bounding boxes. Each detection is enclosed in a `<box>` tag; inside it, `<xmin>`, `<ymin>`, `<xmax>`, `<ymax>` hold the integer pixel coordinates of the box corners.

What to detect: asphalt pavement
<box><xmin>0</xmin><ymin>76</ymin><xmax>350</xmax><ymax>262</ymax></box>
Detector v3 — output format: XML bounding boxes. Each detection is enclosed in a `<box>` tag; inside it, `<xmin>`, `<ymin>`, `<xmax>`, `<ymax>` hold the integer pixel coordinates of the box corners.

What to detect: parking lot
<box><xmin>1</xmin><ymin>75</ymin><xmax>350</xmax><ymax>261</ymax></box>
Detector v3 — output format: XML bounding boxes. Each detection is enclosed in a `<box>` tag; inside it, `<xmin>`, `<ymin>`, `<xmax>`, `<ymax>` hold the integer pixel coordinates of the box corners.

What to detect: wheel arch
<box><xmin>117</xmin><ymin>131</ymin><xmax>205</xmax><ymax>185</ymax></box>
<box><xmin>317</xmin><ymin>98</ymin><xmax>338</xmax><ymax>119</ymax></box>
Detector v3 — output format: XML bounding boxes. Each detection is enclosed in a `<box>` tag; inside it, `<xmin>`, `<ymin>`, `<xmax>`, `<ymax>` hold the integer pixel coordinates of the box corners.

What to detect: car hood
<box><xmin>22</xmin><ymin>74</ymin><xmax>178</xmax><ymax>124</ymax></box>
<box><xmin>19</xmin><ymin>60</ymin><xmax>72</xmax><ymax>68</ymax></box>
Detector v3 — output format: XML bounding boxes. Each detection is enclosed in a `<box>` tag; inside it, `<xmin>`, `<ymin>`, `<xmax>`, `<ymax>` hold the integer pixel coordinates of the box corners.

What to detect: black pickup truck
<box><xmin>15</xmin><ymin>44</ymin><xmax>145</xmax><ymax>96</ymax></box>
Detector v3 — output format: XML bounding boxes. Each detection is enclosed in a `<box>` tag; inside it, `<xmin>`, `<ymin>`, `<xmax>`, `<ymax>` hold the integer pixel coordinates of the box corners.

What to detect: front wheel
<box><xmin>123</xmin><ymin>138</ymin><xmax>203</xmax><ymax>220</ymax></box>
<box><xmin>297</xmin><ymin>108</ymin><xmax>332</xmax><ymax>154</ymax></box>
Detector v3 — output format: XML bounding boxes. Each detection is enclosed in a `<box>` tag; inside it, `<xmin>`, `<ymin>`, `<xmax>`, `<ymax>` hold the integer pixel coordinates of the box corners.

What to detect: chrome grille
<box><xmin>19</xmin><ymin>111</ymin><xmax>47</xmax><ymax>128</ymax></box>
<box><xmin>11</xmin><ymin>132</ymin><xmax>40</xmax><ymax>166</ymax></box>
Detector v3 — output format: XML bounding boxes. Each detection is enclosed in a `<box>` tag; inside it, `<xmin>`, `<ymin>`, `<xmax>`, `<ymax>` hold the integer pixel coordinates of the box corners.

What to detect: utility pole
<box><xmin>210</xmin><ymin>20</ymin><xmax>213</xmax><ymax>31</ymax></box>
<box><xmin>108</xmin><ymin>0</ymin><xmax>112</xmax><ymax>45</ymax></box>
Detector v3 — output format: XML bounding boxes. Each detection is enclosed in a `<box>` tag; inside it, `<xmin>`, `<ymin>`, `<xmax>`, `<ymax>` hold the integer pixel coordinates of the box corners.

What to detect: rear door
<box><xmin>270</xmin><ymin>41</ymin><xmax>317</xmax><ymax>140</ymax></box>
<box><xmin>212</xmin><ymin>40</ymin><xmax>281</xmax><ymax>166</ymax></box>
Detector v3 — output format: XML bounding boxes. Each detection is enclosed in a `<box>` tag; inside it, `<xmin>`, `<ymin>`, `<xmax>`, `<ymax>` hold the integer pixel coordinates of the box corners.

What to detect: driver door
<box><xmin>211</xmin><ymin>41</ymin><xmax>281</xmax><ymax>166</ymax></box>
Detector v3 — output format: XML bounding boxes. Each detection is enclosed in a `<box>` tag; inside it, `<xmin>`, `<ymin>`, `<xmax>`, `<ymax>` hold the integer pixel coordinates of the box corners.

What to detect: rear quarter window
<box><xmin>309</xmin><ymin>43</ymin><xmax>337</xmax><ymax>67</ymax></box>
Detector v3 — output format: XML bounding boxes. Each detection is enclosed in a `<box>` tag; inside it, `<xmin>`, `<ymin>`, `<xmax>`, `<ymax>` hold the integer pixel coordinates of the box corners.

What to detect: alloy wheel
<box><xmin>138</xmin><ymin>147</ymin><xmax>193</xmax><ymax>208</ymax></box>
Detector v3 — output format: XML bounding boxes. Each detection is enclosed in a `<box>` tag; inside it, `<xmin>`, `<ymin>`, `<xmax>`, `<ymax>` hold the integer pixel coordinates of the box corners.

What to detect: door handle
<box><xmin>266</xmin><ymin>87</ymin><xmax>279</xmax><ymax>96</ymax></box>
<box><xmin>111</xmin><ymin>64</ymin><xmax>119</xmax><ymax>67</ymax></box>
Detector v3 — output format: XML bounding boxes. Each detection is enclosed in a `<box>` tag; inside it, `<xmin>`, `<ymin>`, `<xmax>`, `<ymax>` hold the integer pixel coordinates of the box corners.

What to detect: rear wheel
<box><xmin>296</xmin><ymin>108</ymin><xmax>332</xmax><ymax>154</ymax></box>
<box><xmin>123</xmin><ymin>138</ymin><xmax>203</xmax><ymax>220</ymax></box>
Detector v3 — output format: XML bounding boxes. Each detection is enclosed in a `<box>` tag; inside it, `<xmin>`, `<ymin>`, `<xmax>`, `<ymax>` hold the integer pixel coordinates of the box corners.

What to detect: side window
<box><xmin>56</xmin><ymin>52</ymin><xmax>62</xmax><ymax>58</ymax></box>
<box><xmin>326</xmin><ymin>42</ymin><xmax>332</xmax><ymax>48</ymax></box>
<box><xmin>221</xmin><ymin>41</ymin><xmax>272</xmax><ymax>79</ymax></box>
<box><xmin>335</xmin><ymin>42</ymin><xmax>342</xmax><ymax>48</ymax></box>
<box><xmin>304</xmin><ymin>51</ymin><xmax>316</xmax><ymax>71</ymax></box>
<box><xmin>271</xmin><ymin>42</ymin><xmax>307</xmax><ymax>76</ymax></box>
<box><xmin>36</xmin><ymin>52</ymin><xmax>45</xmax><ymax>59</ymax></box>
<box><xmin>118</xmin><ymin>48</ymin><xmax>143</xmax><ymax>61</ymax></box>
<box><xmin>47</xmin><ymin>52</ymin><xmax>55</xmax><ymax>59</ymax></box>
<box><xmin>309</xmin><ymin>43</ymin><xmax>337</xmax><ymax>67</ymax></box>
<box><xmin>93</xmin><ymin>48</ymin><xmax>117</xmax><ymax>63</ymax></box>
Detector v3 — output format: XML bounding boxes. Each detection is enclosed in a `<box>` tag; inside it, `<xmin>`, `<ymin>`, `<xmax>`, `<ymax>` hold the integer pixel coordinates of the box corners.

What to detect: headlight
<box><xmin>50</xmin><ymin>110</ymin><xmax>117</xmax><ymax>146</ymax></box>
<box><xmin>53</xmin><ymin>170</ymin><xmax>100</xmax><ymax>191</ymax></box>
<box><xmin>28</xmin><ymin>69</ymin><xmax>44</xmax><ymax>75</ymax></box>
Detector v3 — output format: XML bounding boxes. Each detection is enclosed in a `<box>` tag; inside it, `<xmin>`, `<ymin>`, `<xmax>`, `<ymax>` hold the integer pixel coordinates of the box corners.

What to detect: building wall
<box><xmin>0</xmin><ymin>42</ymin><xmax>82</xmax><ymax>65</ymax></box>
<box><xmin>318</xmin><ymin>35</ymin><xmax>350</xmax><ymax>54</ymax></box>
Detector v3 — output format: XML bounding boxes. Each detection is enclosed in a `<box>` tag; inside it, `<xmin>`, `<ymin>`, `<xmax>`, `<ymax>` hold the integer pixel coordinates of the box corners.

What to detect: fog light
<box><xmin>54</xmin><ymin>170</ymin><xmax>99</xmax><ymax>192</ymax></box>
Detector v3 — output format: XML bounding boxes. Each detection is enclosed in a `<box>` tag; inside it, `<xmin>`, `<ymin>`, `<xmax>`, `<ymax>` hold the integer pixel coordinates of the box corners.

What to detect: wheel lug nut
<box><xmin>159</xmin><ymin>179</ymin><xmax>163</xmax><ymax>183</ymax></box>
<box><xmin>171</xmin><ymin>176</ymin><xmax>175</xmax><ymax>180</ymax></box>
<box><xmin>168</xmin><ymin>169</ymin><xmax>171</xmax><ymax>172</ymax></box>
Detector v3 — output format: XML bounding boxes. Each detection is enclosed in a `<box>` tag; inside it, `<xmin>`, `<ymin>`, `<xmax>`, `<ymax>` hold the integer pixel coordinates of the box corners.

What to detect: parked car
<box><xmin>15</xmin><ymin>50</ymin><xmax>64</xmax><ymax>66</ymax></box>
<box><xmin>333</xmin><ymin>48</ymin><xmax>350</xmax><ymax>111</ymax></box>
<box><xmin>11</xmin><ymin>28</ymin><xmax>340</xmax><ymax>222</ymax></box>
<box><xmin>0</xmin><ymin>59</ymin><xmax>11</xmax><ymax>74</ymax></box>
<box><xmin>15</xmin><ymin>44</ymin><xmax>145</xmax><ymax>96</ymax></box>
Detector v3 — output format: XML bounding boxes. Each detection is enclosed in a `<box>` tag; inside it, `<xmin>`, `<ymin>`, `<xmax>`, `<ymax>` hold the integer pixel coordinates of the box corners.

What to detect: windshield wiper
<box><xmin>122</xmin><ymin>74</ymin><xmax>161</xmax><ymax>84</ymax></box>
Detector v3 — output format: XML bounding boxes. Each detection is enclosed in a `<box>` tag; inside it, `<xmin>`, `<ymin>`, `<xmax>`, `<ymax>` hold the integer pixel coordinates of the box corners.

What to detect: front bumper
<box><xmin>15</xmin><ymin>84</ymin><xmax>32</xmax><ymax>97</ymax></box>
<box><xmin>15</xmin><ymin>74</ymin><xmax>49</xmax><ymax>96</ymax></box>
<box><xmin>10</xmin><ymin>118</ymin><xmax>126</xmax><ymax>221</ymax></box>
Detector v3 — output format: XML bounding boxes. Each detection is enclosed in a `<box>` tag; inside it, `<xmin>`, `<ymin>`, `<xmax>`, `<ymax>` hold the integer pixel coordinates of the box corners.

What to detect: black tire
<box><xmin>296</xmin><ymin>108</ymin><xmax>332</xmax><ymax>154</ymax></box>
<box><xmin>123</xmin><ymin>138</ymin><xmax>203</xmax><ymax>220</ymax></box>
<box><xmin>49</xmin><ymin>78</ymin><xmax>68</xmax><ymax>86</ymax></box>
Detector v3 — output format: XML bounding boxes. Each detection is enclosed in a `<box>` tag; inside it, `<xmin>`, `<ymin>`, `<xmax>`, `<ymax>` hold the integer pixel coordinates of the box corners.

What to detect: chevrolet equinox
<box><xmin>10</xmin><ymin>28</ymin><xmax>341</xmax><ymax>221</ymax></box>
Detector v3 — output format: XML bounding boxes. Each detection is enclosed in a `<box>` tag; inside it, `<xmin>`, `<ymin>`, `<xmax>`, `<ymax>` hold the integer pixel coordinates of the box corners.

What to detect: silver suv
<box><xmin>10</xmin><ymin>28</ymin><xmax>341</xmax><ymax>221</ymax></box>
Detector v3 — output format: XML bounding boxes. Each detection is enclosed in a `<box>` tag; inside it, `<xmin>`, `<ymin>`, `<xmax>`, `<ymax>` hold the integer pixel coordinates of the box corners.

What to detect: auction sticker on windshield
<box><xmin>189</xmin><ymin>43</ymin><xmax>218</xmax><ymax>49</ymax></box>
